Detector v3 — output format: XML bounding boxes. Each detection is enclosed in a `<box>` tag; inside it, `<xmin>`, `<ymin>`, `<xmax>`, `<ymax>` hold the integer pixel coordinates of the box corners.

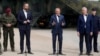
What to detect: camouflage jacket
<box><xmin>2</xmin><ymin>13</ymin><xmax>16</xmax><ymax>29</ymax></box>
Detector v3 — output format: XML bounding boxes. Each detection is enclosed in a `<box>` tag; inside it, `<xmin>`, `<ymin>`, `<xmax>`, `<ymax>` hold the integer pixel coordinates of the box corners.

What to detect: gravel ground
<box><xmin>0</xmin><ymin>28</ymin><xmax>100</xmax><ymax>56</ymax></box>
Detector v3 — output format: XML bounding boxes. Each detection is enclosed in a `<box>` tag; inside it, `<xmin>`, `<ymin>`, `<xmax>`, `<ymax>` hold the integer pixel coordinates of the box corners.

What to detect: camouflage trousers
<box><xmin>0</xmin><ymin>32</ymin><xmax>2</xmax><ymax>54</ymax></box>
<box><xmin>3</xmin><ymin>29</ymin><xmax>14</xmax><ymax>50</ymax></box>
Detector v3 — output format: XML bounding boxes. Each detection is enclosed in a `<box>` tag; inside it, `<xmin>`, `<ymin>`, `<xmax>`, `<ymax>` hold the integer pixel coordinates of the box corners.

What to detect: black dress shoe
<box><xmin>58</xmin><ymin>52</ymin><xmax>63</xmax><ymax>55</ymax></box>
<box><xmin>18</xmin><ymin>52</ymin><xmax>23</xmax><ymax>54</ymax></box>
<box><xmin>11</xmin><ymin>49</ymin><xmax>15</xmax><ymax>52</ymax></box>
<box><xmin>28</xmin><ymin>52</ymin><xmax>33</xmax><ymax>54</ymax></box>
<box><xmin>86</xmin><ymin>52</ymin><xmax>91</xmax><ymax>55</ymax></box>
<box><xmin>48</xmin><ymin>53</ymin><xmax>56</xmax><ymax>55</ymax></box>
<box><xmin>4</xmin><ymin>49</ymin><xmax>7</xmax><ymax>52</ymax></box>
<box><xmin>94</xmin><ymin>50</ymin><xmax>99</xmax><ymax>53</ymax></box>
<box><xmin>53</xmin><ymin>52</ymin><xmax>56</xmax><ymax>54</ymax></box>
<box><xmin>0</xmin><ymin>52</ymin><xmax>2</xmax><ymax>55</ymax></box>
<box><xmin>79</xmin><ymin>52</ymin><xmax>83</xmax><ymax>55</ymax></box>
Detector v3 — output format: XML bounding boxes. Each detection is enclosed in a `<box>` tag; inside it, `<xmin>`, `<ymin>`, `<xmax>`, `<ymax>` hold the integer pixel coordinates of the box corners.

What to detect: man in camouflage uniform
<box><xmin>0</xmin><ymin>14</ymin><xmax>2</xmax><ymax>54</ymax></box>
<box><xmin>0</xmin><ymin>5</ymin><xmax>3</xmax><ymax>55</ymax></box>
<box><xmin>2</xmin><ymin>7</ymin><xmax>16</xmax><ymax>52</ymax></box>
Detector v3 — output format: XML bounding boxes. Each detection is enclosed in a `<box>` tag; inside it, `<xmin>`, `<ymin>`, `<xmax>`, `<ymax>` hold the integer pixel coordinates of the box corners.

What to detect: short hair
<box><xmin>55</xmin><ymin>7</ymin><xmax>61</xmax><ymax>11</ymax></box>
<box><xmin>55</xmin><ymin>7</ymin><xmax>61</xmax><ymax>9</ymax></box>
<box><xmin>92</xmin><ymin>8</ymin><xmax>97</xmax><ymax>11</ymax></box>
<box><xmin>23</xmin><ymin>2</ymin><xmax>29</xmax><ymax>6</ymax></box>
<box><xmin>82</xmin><ymin>7</ymin><xmax>87</xmax><ymax>10</ymax></box>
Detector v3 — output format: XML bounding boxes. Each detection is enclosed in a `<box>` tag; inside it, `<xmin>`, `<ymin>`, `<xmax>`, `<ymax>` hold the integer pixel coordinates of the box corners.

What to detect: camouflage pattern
<box><xmin>0</xmin><ymin>14</ymin><xmax>2</xmax><ymax>54</ymax></box>
<box><xmin>2</xmin><ymin>13</ymin><xmax>16</xmax><ymax>51</ymax></box>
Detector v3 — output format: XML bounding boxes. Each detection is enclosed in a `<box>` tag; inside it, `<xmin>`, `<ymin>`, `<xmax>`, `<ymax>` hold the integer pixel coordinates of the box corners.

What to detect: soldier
<box><xmin>2</xmin><ymin>7</ymin><xmax>16</xmax><ymax>52</ymax></box>
<box><xmin>0</xmin><ymin>14</ymin><xmax>2</xmax><ymax>54</ymax></box>
<box><xmin>0</xmin><ymin>5</ymin><xmax>3</xmax><ymax>55</ymax></box>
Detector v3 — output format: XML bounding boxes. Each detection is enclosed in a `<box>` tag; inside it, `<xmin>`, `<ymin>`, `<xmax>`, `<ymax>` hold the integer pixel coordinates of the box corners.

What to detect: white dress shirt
<box><xmin>23</xmin><ymin>9</ymin><xmax>27</xmax><ymax>19</ymax></box>
<box><xmin>84</xmin><ymin>15</ymin><xmax>87</xmax><ymax>23</ymax></box>
<box><xmin>56</xmin><ymin>15</ymin><xmax>59</xmax><ymax>23</ymax></box>
<box><xmin>83</xmin><ymin>15</ymin><xmax>87</xmax><ymax>28</ymax></box>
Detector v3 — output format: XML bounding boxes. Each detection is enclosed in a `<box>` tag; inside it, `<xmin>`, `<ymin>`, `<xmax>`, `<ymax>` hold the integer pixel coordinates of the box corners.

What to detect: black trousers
<box><xmin>19</xmin><ymin>29</ymin><xmax>31</xmax><ymax>52</ymax></box>
<box><xmin>79</xmin><ymin>31</ymin><xmax>90</xmax><ymax>53</ymax></box>
<box><xmin>52</xmin><ymin>33</ymin><xmax>63</xmax><ymax>53</ymax></box>
<box><xmin>90</xmin><ymin>32</ymin><xmax>98</xmax><ymax>51</ymax></box>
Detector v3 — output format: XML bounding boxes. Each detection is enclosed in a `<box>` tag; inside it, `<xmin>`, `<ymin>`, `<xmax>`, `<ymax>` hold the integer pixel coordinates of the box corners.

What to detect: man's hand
<box><xmin>62</xmin><ymin>22</ymin><xmax>65</xmax><ymax>26</ymax></box>
<box><xmin>27</xmin><ymin>20</ymin><xmax>30</xmax><ymax>23</ymax></box>
<box><xmin>98</xmin><ymin>31</ymin><xmax>100</xmax><ymax>34</ymax></box>
<box><xmin>77</xmin><ymin>32</ymin><xmax>80</xmax><ymax>36</ymax></box>
<box><xmin>90</xmin><ymin>32</ymin><xmax>93</xmax><ymax>36</ymax></box>
<box><xmin>23</xmin><ymin>21</ymin><xmax>27</xmax><ymax>24</ymax></box>
<box><xmin>6</xmin><ymin>24</ymin><xmax>12</xmax><ymax>27</ymax></box>
<box><xmin>52</xmin><ymin>21</ymin><xmax>56</xmax><ymax>26</ymax></box>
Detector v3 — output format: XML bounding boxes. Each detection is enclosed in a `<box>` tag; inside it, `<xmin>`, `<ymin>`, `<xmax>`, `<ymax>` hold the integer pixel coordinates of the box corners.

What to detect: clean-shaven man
<box><xmin>77</xmin><ymin>7</ymin><xmax>93</xmax><ymax>55</ymax></box>
<box><xmin>50</xmin><ymin>8</ymin><xmax>65</xmax><ymax>54</ymax></box>
<box><xmin>90</xmin><ymin>8</ymin><xmax>100</xmax><ymax>53</ymax></box>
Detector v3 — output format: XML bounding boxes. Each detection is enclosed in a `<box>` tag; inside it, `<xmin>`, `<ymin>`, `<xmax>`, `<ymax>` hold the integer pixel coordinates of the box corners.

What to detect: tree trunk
<box><xmin>47</xmin><ymin>0</ymin><xmax>52</xmax><ymax>13</ymax></box>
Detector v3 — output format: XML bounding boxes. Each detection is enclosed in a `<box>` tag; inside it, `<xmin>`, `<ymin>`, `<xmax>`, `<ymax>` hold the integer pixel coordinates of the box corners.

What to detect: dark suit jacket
<box><xmin>92</xmin><ymin>15</ymin><xmax>100</xmax><ymax>32</ymax></box>
<box><xmin>50</xmin><ymin>14</ymin><xmax>65</xmax><ymax>34</ymax></box>
<box><xmin>77</xmin><ymin>14</ymin><xmax>93</xmax><ymax>33</ymax></box>
<box><xmin>17</xmin><ymin>10</ymin><xmax>33</xmax><ymax>30</ymax></box>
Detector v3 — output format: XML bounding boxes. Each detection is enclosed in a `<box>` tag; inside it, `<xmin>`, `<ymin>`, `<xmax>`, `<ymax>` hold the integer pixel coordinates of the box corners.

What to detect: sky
<box><xmin>88</xmin><ymin>0</ymin><xmax>99</xmax><ymax>1</ymax></box>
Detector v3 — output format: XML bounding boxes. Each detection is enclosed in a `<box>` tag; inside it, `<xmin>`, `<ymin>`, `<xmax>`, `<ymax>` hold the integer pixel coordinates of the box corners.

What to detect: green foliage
<box><xmin>61</xmin><ymin>0</ymin><xmax>100</xmax><ymax>15</ymax></box>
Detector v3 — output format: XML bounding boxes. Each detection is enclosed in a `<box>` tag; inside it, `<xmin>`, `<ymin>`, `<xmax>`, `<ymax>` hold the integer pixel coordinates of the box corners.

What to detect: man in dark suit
<box><xmin>90</xmin><ymin>8</ymin><xmax>100</xmax><ymax>53</ymax></box>
<box><xmin>17</xmin><ymin>3</ymin><xmax>33</xmax><ymax>54</ymax></box>
<box><xmin>50</xmin><ymin>8</ymin><xmax>65</xmax><ymax>54</ymax></box>
<box><xmin>77</xmin><ymin>7</ymin><xmax>93</xmax><ymax>55</ymax></box>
